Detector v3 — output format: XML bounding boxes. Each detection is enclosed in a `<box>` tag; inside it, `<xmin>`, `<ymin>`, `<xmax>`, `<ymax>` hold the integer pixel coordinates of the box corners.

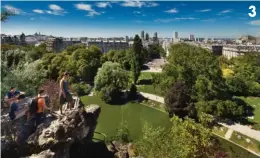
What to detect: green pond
<box><xmin>81</xmin><ymin>96</ymin><xmax>171</xmax><ymax>140</ymax></box>
<box><xmin>81</xmin><ymin>96</ymin><xmax>260</xmax><ymax>158</ymax></box>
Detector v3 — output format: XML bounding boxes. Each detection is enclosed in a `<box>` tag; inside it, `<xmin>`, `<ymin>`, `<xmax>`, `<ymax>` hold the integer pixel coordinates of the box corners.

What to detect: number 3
<box><xmin>249</xmin><ymin>5</ymin><xmax>256</xmax><ymax>17</ymax></box>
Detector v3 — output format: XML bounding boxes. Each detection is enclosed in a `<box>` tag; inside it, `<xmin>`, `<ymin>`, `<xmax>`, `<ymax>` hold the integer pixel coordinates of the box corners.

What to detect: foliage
<box><xmin>195</xmin><ymin>100</ymin><xmax>244</xmax><ymax>119</ymax></box>
<box><xmin>164</xmin><ymin>81</ymin><xmax>191</xmax><ymax>118</ymax></box>
<box><xmin>101</xmin><ymin>49</ymin><xmax>131</xmax><ymax>70</ymax></box>
<box><xmin>1</xmin><ymin>60</ymin><xmax>47</xmax><ymax>98</ymax></box>
<box><xmin>131</xmin><ymin>35</ymin><xmax>143</xmax><ymax>84</ymax></box>
<box><xmin>225</xmin><ymin>53</ymin><xmax>260</xmax><ymax>96</ymax></box>
<box><xmin>2</xmin><ymin>49</ymin><xmax>26</xmax><ymax>68</ymax></box>
<box><xmin>71</xmin><ymin>83</ymin><xmax>91</xmax><ymax>96</ymax></box>
<box><xmin>70</xmin><ymin>46</ymin><xmax>102</xmax><ymax>82</ymax></box>
<box><xmin>65</xmin><ymin>44</ymin><xmax>86</xmax><ymax>55</ymax></box>
<box><xmin>162</xmin><ymin>43</ymin><xmax>226</xmax><ymax>100</ymax></box>
<box><xmin>27</xmin><ymin>43</ymin><xmax>48</xmax><ymax>61</ymax></box>
<box><xmin>94</xmin><ymin>62</ymin><xmax>129</xmax><ymax>103</ymax></box>
<box><xmin>148</xmin><ymin>43</ymin><xmax>166</xmax><ymax>58</ymax></box>
<box><xmin>136</xmin><ymin>117</ymin><xmax>219</xmax><ymax>158</ymax></box>
<box><xmin>1</xmin><ymin>10</ymin><xmax>15</xmax><ymax>22</ymax></box>
<box><xmin>111</xmin><ymin>121</ymin><xmax>130</xmax><ymax>143</ymax></box>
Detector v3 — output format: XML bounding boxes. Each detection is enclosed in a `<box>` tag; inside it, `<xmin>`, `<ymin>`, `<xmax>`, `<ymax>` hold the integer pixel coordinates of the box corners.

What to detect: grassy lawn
<box><xmin>138</xmin><ymin>72</ymin><xmax>155</xmax><ymax>81</ymax></box>
<box><xmin>137</xmin><ymin>72</ymin><xmax>164</xmax><ymax>96</ymax></box>
<box><xmin>239</xmin><ymin>96</ymin><xmax>260</xmax><ymax>130</ymax></box>
<box><xmin>81</xmin><ymin>96</ymin><xmax>171</xmax><ymax>140</ymax></box>
<box><xmin>230</xmin><ymin>131</ymin><xmax>260</xmax><ymax>154</ymax></box>
<box><xmin>81</xmin><ymin>95</ymin><xmax>259</xmax><ymax>157</ymax></box>
<box><xmin>217</xmin><ymin>136</ymin><xmax>260</xmax><ymax>158</ymax></box>
<box><xmin>212</xmin><ymin>126</ymin><xmax>228</xmax><ymax>137</ymax></box>
<box><xmin>137</xmin><ymin>85</ymin><xmax>163</xmax><ymax>96</ymax></box>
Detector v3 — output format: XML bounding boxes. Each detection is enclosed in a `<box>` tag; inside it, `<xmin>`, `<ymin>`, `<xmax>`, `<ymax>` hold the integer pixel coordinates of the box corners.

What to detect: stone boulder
<box><xmin>1</xmin><ymin>102</ymin><xmax>102</xmax><ymax>158</ymax></box>
<box><xmin>26</xmin><ymin>104</ymin><xmax>101</xmax><ymax>157</ymax></box>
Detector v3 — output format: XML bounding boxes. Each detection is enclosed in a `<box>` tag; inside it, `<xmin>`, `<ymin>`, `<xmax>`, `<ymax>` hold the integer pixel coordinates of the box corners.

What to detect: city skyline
<box><xmin>1</xmin><ymin>1</ymin><xmax>260</xmax><ymax>38</ymax></box>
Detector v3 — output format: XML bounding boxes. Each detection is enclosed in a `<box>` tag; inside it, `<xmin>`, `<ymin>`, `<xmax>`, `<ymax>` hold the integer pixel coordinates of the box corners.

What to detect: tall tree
<box><xmin>1</xmin><ymin>10</ymin><xmax>15</xmax><ymax>22</ymax></box>
<box><xmin>94</xmin><ymin>61</ymin><xmax>129</xmax><ymax>103</ymax></box>
<box><xmin>131</xmin><ymin>35</ymin><xmax>143</xmax><ymax>84</ymax></box>
<box><xmin>164</xmin><ymin>81</ymin><xmax>191</xmax><ymax>118</ymax></box>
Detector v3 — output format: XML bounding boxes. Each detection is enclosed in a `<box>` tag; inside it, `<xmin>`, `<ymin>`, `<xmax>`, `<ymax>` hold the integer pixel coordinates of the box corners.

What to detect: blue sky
<box><xmin>1</xmin><ymin>1</ymin><xmax>260</xmax><ymax>38</ymax></box>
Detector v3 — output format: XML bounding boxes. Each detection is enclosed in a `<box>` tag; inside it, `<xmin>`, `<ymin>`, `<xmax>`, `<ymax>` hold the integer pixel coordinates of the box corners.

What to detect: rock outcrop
<box><xmin>1</xmin><ymin>100</ymin><xmax>103</xmax><ymax>158</ymax></box>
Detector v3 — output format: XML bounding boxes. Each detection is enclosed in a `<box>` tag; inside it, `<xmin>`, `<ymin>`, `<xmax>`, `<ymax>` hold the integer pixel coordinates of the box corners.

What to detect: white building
<box><xmin>162</xmin><ymin>40</ymin><xmax>172</xmax><ymax>57</ymax></box>
<box><xmin>86</xmin><ymin>39</ymin><xmax>129</xmax><ymax>53</ymax></box>
<box><xmin>223</xmin><ymin>45</ymin><xmax>260</xmax><ymax>59</ymax></box>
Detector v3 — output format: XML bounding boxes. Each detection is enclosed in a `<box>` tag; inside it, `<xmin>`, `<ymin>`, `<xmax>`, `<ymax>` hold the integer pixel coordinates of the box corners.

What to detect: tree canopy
<box><xmin>94</xmin><ymin>61</ymin><xmax>129</xmax><ymax>103</ymax></box>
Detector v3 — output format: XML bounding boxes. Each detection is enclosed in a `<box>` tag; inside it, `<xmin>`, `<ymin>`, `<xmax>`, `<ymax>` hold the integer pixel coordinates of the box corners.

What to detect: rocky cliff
<box><xmin>1</xmin><ymin>98</ymin><xmax>110</xmax><ymax>158</ymax></box>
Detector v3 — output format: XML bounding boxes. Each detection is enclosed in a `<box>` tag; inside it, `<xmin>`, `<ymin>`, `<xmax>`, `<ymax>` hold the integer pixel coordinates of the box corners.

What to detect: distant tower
<box><xmin>175</xmin><ymin>32</ymin><xmax>178</xmax><ymax>39</ymax></box>
<box><xmin>189</xmin><ymin>34</ymin><xmax>195</xmax><ymax>41</ymax></box>
<box><xmin>125</xmin><ymin>36</ymin><xmax>129</xmax><ymax>42</ymax></box>
<box><xmin>154</xmin><ymin>32</ymin><xmax>158</xmax><ymax>39</ymax></box>
<box><xmin>141</xmin><ymin>30</ymin><xmax>145</xmax><ymax>40</ymax></box>
<box><xmin>145</xmin><ymin>33</ymin><xmax>149</xmax><ymax>41</ymax></box>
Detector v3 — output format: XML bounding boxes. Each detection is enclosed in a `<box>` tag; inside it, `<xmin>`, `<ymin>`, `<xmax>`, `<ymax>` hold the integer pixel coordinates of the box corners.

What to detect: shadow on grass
<box><xmin>138</xmin><ymin>79</ymin><xmax>152</xmax><ymax>85</ymax></box>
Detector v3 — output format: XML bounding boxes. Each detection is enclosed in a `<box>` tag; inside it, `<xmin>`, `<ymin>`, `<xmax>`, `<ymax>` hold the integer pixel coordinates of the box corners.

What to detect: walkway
<box><xmin>139</xmin><ymin>91</ymin><xmax>260</xmax><ymax>142</ymax></box>
<box><xmin>219</xmin><ymin>123</ymin><xmax>260</xmax><ymax>141</ymax></box>
<box><xmin>139</xmin><ymin>92</ymin><xmax>164</xmax><ymax>104</ymax></box>
<box><xmin>225</xmin><ymin>129</ymin><xmax>233</xmax><ymax>139</ymax></box>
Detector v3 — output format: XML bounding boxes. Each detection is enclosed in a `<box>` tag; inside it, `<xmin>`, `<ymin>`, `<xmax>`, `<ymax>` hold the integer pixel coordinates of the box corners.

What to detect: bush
<box><xmin>196</xmin><ymin>100</ymin><xmax>244</xmax><ymax>119</ymax></box>
<box><xmin>113</xmin><ymin>121</ymin><xmax>130</xmax><ymax>143</ymax></box>
<box><xmin>72</xmin><ymin>83</ymin><xmax>91</xmax><ymax>96</ymax></box>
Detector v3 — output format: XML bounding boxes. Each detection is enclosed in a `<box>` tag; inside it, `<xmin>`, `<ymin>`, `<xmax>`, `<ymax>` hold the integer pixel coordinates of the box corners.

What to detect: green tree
<box><xmin>101</xmin><ymin>49</ymin><xmax>131</xmax><ymax>70</ymax></box>
<box><xmin>94</xmin><ymin>61</ymin><xmax>129</xmax><ymax>103</ymax></box>
<box><xmin>1</xmin><ymin>10</ymin><xmax>15</xmax><ymax>22</ymax></box>
<box><xmin>164</xmin><ymin>81</ymin><xmax>191</xmax><ymax>118</ymax></box>
<box><xmin>162</xmin><ymin>43</ymin><xmax>227</xmax><ymax>100</ymax></box>
<box><xmin>136</xmin><ymin>116</ymin><xmax>219</xmax><ymax>158</ymax></box>
<box><xmin>70</xmin><ymin>45</ymin><xmax>102</xmax><ymax>82</ymax></box>
<box><xmin>195</xmin><ymin>100</ymin><xmax>243</xmax><ymax>119</ymax></box>
<box><xmin>65</xmin><ymin>44</ymin><xmax>86</xmax><ymax>55</ymax></box>
<box><xmin>131</xmin><ymin>35</ymin><xmax>143</xmax><ymax>84</ymax></box>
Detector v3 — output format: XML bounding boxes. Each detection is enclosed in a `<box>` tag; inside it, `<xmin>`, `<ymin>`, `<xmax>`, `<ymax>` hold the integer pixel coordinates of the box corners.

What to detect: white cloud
<box><xmin>75</xmin><ymin>3</ymin><xmax>93</xmax><ymax>11</ymax></box>
<box><xmin>75</xmin><ymin>3</ymin><xmax>103</xmax><ymax>17</ymax></box>
<box><xmin>155</xmin><ymin>17</ymin><xmax>195</xmax><ymax>23</ymax></box>
<box><xmin>164</xmin><ymin>8</ymin><xmax>178</xmax><ymax>13</ymax></box>
<box><xmin>146</xmin><ymin>2</ymin><xmax>158</xmax><ymax>7</ymax></box>
<box><xmin>133</xmin><ymin>20</ymin><xmax>144</xmax><ymax>23</ymax></box>
<box><xmin>33</xmin><ymin>9</ymin><xmax>44</xmax><ymax>14</ymax></box>
<box><xmin>248</xmin><ymin>20</ymin><xmax>260</xmax><ymax>26</ymax></box>
<box><xmin>49</xmin><ymin>4</ymin><xmax>63</xmax><ymax>11</ymax></box>
<box><xmin>218</xmin><ymin>9</ymin><xmax>232</xmax><ymax>15</ymax></box>
<box><xmin>201</xmin><ymin>18</ymin><xmax>216</xmax><ymax>22</ymax></box>
<box><xmin>121</xmin><ymin>1</ymin><xmax>158</xmax><ymax>8</ymax></box>
<box><xmin>96</xmin><ymin>2</ymin><xmax>112</xmax><ymax>8</ymax></box>
<box><xmin>46</xmin><ymin>4</ymin><xmax>67</xmax><ymax>15</ymax></box>
<box><xmin>3</xmin><ymin>5</ymin><xmax>24</xmax><ymax>14</ymax></box>
<box><xmin>197</xmin><ymin>9</ymin><xmax>211</xmax><ymax>12</ymax></box>
<box><xmin>133</xmin><ymin>11</ymin><xmax>141</xmax><ymax>14</ymax></box>
<box><xmin>87</xmin><ymin>11</ymin><xmax>101</xmax><ymax>17</ymax></box>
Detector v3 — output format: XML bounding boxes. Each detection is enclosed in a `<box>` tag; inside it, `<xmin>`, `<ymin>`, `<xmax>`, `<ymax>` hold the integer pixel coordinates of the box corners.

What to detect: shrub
<box><xmin>71</xmin><ymin>83</ymin><xmax>91</xmax><ymax>96</ymax></box>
